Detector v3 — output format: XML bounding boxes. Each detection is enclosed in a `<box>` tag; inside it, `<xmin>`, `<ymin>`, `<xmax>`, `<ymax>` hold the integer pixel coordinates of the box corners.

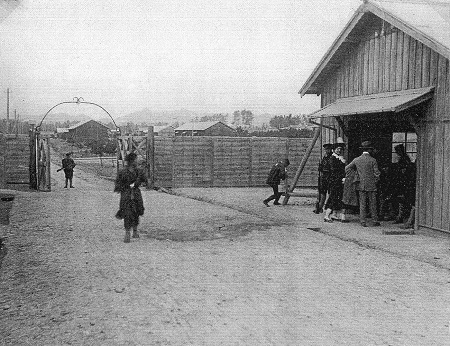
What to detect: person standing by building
<box><xmin>313</xmin><ymin>143</ymin><xmax>333</xmax><ymax>214</ymax></box>
<box><xmin>61</xmin><ymin>152</ymin><xmax>76</xmax><ymax>188</ymax></box>
<box><xmin>114</xmin><ymin>152</ymin><xmax>148</xmax><ymax>243</ymax></box>
<box><xmin>323</xmin><ymin>140</ymin><xmax>346</xmax><ymax>222</ymax></box>
<box><xmin>263</xmin><ymin>158</ymin><xmax>290</xmax><ymax>207</ymax></box>
<box><xmin>345</xmin><ymin>141</ymin><xmax>381</xmax><ymax>227</ymax></box>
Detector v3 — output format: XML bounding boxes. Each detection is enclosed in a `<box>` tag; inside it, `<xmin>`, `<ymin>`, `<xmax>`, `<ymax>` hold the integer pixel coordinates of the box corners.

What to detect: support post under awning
<box><xmin>282</xmin><ymin>120</ymin><xmax>322</xmax><ymax>205</ymax></box>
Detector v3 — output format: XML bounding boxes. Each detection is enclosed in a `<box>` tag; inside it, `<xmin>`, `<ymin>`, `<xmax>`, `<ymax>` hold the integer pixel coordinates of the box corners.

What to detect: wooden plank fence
<box><xmin>0</xmin><ymin>134</ymin><xmax>30</xmax><ymax>190</ymax></box>
<box><xmin>152</xmin><ymin>136</ymin><xmax>320</xmax><ymax>188</ymax></box>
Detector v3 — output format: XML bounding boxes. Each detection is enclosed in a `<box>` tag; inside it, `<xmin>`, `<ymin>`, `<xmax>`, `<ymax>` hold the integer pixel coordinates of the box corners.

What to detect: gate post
<box><xmin>146</xmin><ymin>126</ymin><xmax>155</xmax><ymax>189</ymax></box>
<box><xmin>29</xmin><ymin>123</ymin><xmax>37</xmax><ymax>190</ymax></box>
<box><xmin>0</xmin><ymin>133</ymin><xmax>5</xmax><ymax>189</ymax></box>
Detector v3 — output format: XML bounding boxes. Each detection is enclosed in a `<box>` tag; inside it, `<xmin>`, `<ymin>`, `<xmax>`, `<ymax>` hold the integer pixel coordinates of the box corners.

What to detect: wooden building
<box><xmin>138</xmin><ymin>125</ymin><xmax>175</xmax><ymax>137</ymax></box>
<box><xmin>175</xmin><ymin>121</ymin><xmax>237</xmax><ymax>137</ymax></box>
<box><xmin>300</xmin><ymin>0</ymin><xmax>450</xmax><ymax>233</ymax></box>
<box><xmin>67</xmin><ymin>119</ymin><xmax>110</xmax><ymax>143</ymax></box>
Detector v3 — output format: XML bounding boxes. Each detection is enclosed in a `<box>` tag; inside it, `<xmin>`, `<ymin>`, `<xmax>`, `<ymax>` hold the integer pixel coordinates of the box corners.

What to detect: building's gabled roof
<box><xmin>300</xmin><ymin>0</ymin><xmax>450</xmax><ymax>96</ymax></box>
<box><xmin>175</xmin><ymin>121</ymin><xmax>234</xmax><ymax>131</ymax></box>
<box><xmin>138</xmin><ymin>125</ymin><xmax>175</xmax><ymax>133</ymax></box>
<box><xmin>68</xmin><ymin>119</ymin><xmax>109</xmax><ymax>131</ymax></box>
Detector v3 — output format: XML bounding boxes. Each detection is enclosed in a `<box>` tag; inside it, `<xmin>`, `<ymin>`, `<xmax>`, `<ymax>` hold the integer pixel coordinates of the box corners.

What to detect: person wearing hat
<box><xmin>313</xmin><ymin>142</ymin><xmax>333</xmax><ymax>214</ymax></box>
<box><xmin>323</xmin><ymin>140</ymin><xmax>346</xmax><ymax>222</ymax></box>
<box><xmin>391</xmin><ymin>143</ymin><xmax>413</xmax><ymax>223</ymax></box>
<box><xmin>114</xmin><ymin>152</ymin><xmax>148</xmax><ymax>243</ymax></box>
<box><xmin>345</xmin><ymin>140</ymin><xmax>381</xmax><ymax>227</ymax></box>
<box><xmin>263</xmin><ymin>158</ymin><xmax>290</xmax><ymax>207</ymax></box>
<box><xmin>60</xmin><ymin>152</ymin><xmax>76</xmax><ymax>188</ymax></box>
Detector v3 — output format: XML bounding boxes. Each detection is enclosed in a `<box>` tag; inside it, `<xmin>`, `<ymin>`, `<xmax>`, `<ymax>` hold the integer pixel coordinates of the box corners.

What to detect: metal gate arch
<box><xmin>31</xmin><ymin>98</ymin><xmax>120</xmax><ymax>191</ymax></box>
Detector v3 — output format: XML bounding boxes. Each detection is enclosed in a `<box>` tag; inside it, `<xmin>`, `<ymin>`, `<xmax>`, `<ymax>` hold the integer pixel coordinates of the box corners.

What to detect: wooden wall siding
<box><xmin>153</xmin><ymin>136</ymin><xmax>319</xmax><ymax>188</ymax></box>
<box><xmin>320</xmin><ymin>29</ymin><xmax>444</xmax><ymax>106</ymax></box>
<box><xmin>415</xmin><ymin>55</ymin><xmax>449</xmax><ymax>232</ymax></box>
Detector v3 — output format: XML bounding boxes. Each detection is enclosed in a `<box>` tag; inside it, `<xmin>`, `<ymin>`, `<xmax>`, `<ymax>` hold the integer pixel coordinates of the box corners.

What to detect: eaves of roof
<box><xmin>299</xmin><ymin>0</ymin><xmax>450</xmax><ymax>97</ymax></box>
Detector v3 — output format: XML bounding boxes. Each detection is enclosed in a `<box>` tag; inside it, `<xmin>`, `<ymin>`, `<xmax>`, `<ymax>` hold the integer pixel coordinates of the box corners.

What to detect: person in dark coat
<box><xmin>61</xmin><ymin>152</ymin><xmax>76</xmax><ymax>188</ymax></box>
<box><xmin>323</xmin><ymin>141</ymin><xmax>346</xmax><ymax>222</ymax></box>
<box><xmin>114</xmin><ymin>152</ymin><xmax>148</xmax><ymax>243</ymax></box>
<box><xmin>345</xmin><ymin>141</ymin><xmax>381</xmax><ymax>227</ymax></box>
<box><xmin>392</xmin><ymin>143</ymin><xmax>412</xmax><ymax>223</ymax></box>
<box><xmin>400</xmin><ymin>161</ymin><xmax>416</xmax><ymax>229</ymax></box>
<box><xmin>313</xmin><ymin>143</ymin><xmax>333</xmax><ymax>214</ymax></box>
<box><xmin>263</xmin><ymin>158</ymin><xmax>290</xmax><ymax>207</ymax></box>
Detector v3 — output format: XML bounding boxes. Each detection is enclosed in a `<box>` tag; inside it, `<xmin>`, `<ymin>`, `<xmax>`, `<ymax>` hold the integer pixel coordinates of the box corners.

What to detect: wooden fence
<box><xmin>0</xmin><ymin>134</ymin><xmax>30</xmax><ymax>190</ymax></box>
<box><xmin>151</xmin><ymin>136</ymin><xmax>320</xmax><ymax>188</ymax></box>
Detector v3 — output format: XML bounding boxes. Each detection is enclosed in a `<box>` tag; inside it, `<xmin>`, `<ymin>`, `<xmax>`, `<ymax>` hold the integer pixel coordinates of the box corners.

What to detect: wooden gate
<box><xmin>117</xmin><ymin>127</ymin><xmax>154</xmax><ymax>188</ymax></box>
<box><xmin>30</xmin><ymin>127</ymin><xmax>51</xmax><ymax>191</ymax></box>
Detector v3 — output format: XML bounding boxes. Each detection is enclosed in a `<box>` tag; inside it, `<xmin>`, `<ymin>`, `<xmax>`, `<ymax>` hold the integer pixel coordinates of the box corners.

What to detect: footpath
<box><xmin>173</xmin><ymin>187</ymin><xmax>450</xmax><ymax>272</ymax></box>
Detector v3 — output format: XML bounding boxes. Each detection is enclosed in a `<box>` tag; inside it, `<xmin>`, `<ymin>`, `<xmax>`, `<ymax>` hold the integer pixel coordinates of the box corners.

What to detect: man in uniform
<box><xmin>313</xmin><ymin>143</ymin><xmax>333</xmax><ymax>214</ymax></box>
<box><xmin>61</xmin><ymin>152</ymin><xmax>76</xmax><ymax>188</ymax></box>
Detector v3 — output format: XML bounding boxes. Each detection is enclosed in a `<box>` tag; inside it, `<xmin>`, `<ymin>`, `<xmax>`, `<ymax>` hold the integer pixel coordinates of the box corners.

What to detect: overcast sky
<box><xmin>0</xmin><ymin>0</ymin><xmax>361</xmax><ymax>120</ymax></box>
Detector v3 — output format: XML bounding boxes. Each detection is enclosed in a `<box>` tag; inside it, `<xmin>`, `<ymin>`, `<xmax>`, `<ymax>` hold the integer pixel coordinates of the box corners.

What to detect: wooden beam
<box><xmin>282</xmin><ymin>126</ymin><xmax>321</xmax><ymax>205</ymax></box>
<box><xmin>146</xmin><ymin>126</ymin><xmax>155</xmax><ymax>189</ymax></box>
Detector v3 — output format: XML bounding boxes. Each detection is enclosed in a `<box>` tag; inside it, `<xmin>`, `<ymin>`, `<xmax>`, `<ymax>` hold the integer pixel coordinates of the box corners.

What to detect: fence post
<box><xmin>46</xmin><ymin>137</ymin><xmax>51</xmax><ymax>191</ymax></box>
<box><xmin>0</xmin><ymin>134</ymin><xmax>5</xmax><ymax>188</ymax></box>
<box><xmin>29</xmin><ymin>124</ymin><xmax>37</xmax><ymax>190</ymax></box>
<box><xmin>147</xmin><ymin>126</ymin><xmax>155</xmax><ymax>189</ymax></box>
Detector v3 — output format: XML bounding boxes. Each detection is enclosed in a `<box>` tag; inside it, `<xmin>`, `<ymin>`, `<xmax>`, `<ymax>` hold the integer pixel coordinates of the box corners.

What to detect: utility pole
<box><xmin>14</xmin><ymin>109</ymin><xmax>18</xmax><ymax>137</ymax></box>
<box><xmin>5</xmin><ymin>88</ymin><xmax>11</xmax><ymax>134</ymax></box>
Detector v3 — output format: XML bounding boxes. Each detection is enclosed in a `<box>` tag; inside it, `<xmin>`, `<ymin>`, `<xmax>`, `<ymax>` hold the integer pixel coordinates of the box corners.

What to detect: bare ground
<box><xmin>1</xmin><ymin>163</ymin><xmax>450</xmax><ymax>345</ymax></box>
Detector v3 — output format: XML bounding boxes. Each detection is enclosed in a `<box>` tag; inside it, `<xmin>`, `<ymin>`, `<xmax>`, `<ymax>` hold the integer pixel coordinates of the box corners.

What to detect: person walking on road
<box><xmin>313</xmin><ymin>143</ymin><xmax>333</xmax><ymax>214</ymax></box>
<box><xmin>345</xmin><ymin>141</ymin><xmax>381</xmax><ymax>227</ymax></box>
<box><xmin>60</xmin><ymin>152</ymin><xmax>76</xmax><ymax>188</ymax></box>
<box><xmin>114</xmin><ymin>152</ymin><xmax>148</xmax><ymax>243</ymax></box>
<box><xmin>263</xmin><ymin>158</ymin><xmax>290</xmax><ymax>207</ymax></box>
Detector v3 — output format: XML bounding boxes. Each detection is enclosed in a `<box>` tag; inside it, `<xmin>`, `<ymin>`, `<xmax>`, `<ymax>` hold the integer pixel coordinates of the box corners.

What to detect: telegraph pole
<box><xmin>5</xmin><ymin>88</ymin><xmax>11</xmax><ymax>134</ymax></box>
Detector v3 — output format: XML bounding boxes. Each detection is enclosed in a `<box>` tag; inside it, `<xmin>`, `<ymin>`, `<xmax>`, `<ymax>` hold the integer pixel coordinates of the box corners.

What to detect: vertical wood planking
<box><xmin>368</xmin><ymin>37</ymin><xmax>375</xmax><ymax>94</ymax></box>
<box><xmin>384</xmin><ymin>33</ymin><xmax>392</xmax><ymax>92</ymax></box>
<box><xmin>349</xmin><ymin>50</ymin><xmax>355</xmax><ymax>97</ymax></box>
<box><xmin>421</xmin><ymin>46</ymin><xmax>431</xmax><ymax>87</ymax></box>
<box><xmin>443</xmin><ymin>123</ymin><xmax>450</xmax><ymax>231</ymax></box>
<box><xmin>378</xmin><ymin>33</ymin><xmax>386</xmax><ymax>92</ymax></box>
<box><xmin>444</xmin><ymin>63</ymin><xmax>450</xmax><ymax>231</ymax></box>
<box><xmin>408</xmin><ymin>39</ymin><xmax>417</xmax><ymax>88</ymax></box>
<box><xmin>424</xmin><ymin>124</ymin><xmax>435</xmax><ymax>227</ymax></box>
<box><xmin>356</xmin><ymin>44</ymin><xmax>363</xmax><ymax>95</ymax></box>
<box><xmin>429</xmin><ymin>50</ymin><xmax>439</xmax><ymax>86</ymax></box>
<box><xmin>432</xmin><ymin>123</ymin><xmax>444</xmax><ymax>229</ymax></box>
<box><xmin>363</xmin><ymin>40</ymin><xmax>370</xmax><ymax>94</ymax></box>
<box><xmin>395</xmin><ymin>31</ymin><xmax>403</xmax><ymax>90</ymax></box>
<box><xmin>336</xmin><ymin>67</ymin><xmax>341</xmax><ymax>99</ymax></box>
<box><xmin>373</xmin><ymin>34</ymin><xmax>380</xmax><ymax>93</ymax></box>
<box><xmin>343</xmin><ymin>56</ymin><xmax>349</xmax><ymax>97</ymax></box>
<box><xmin>417</xmin><ymin>124</ymin><xmax>426</xmax><ymax>225</ymax></box>
<box><xmin>414</xmin><ymin>41</ymin><xmax>423</xmax><ymax>88</ymax></box>
<box><xmin>389</xmin><ymin>30</ymin><xmax>397</xmax><ymax>91</ymax></box>
<box><xmin>401</xmin><ymin>34</ymin><xmax>410</xmax><ymax>89</ymax></box>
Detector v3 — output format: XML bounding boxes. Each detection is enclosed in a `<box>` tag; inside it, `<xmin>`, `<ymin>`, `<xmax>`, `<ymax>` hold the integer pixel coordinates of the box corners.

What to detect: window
<box><xmin>392</xmin><ymin>132</ymin><xmax>417</xmax><ymax>162</ymax></box>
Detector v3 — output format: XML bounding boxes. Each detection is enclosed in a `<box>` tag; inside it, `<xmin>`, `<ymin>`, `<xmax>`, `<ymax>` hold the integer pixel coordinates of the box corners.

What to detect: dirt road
<box><xmin>1</xmin><ymin>164</ymin><xmax>449</xmax><ymax>345</ymax></box>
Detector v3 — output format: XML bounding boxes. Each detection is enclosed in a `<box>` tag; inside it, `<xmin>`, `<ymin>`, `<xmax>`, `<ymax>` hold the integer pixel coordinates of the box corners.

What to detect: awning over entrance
<box><xmin>309</xmin><ymin>87</ymin><xmax>434</xmax><ymax>118</ymax></box>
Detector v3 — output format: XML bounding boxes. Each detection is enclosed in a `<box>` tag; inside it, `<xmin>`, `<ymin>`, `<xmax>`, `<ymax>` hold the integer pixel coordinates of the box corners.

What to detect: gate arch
<box><xmin>31</xmin><ymin>98</ymin><xmax>120</xmax><ymax>191</ymax></box>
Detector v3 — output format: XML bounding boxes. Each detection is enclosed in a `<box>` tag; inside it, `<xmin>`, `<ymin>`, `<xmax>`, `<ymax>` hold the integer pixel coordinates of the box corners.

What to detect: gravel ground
<box><xmin>1</xmin><ymin>163</ymin><xmax>450</xmax><ymax>345</ymax></box>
